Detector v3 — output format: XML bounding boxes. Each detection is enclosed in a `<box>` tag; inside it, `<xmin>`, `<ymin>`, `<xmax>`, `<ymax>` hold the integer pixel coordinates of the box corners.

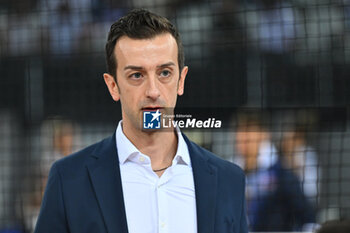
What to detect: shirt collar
<box><xmin>115</xmin><ymin>121</ymin><xmax>191</xmax><ymax>167</ymax></box>
<box><xmin>173</xmin><ymin>126</ymin><xmax>191</xmax><ymax>167</ymax></box>
<box><xmin>257</xmin><ymin>140</ymin><xmax>278</xmax><ymax>170</ymax></box>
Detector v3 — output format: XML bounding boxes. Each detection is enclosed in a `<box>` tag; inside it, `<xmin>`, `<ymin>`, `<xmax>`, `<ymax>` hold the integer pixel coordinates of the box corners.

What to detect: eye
<box><xmin>160</xmin><ymin>70</ymin><xmax>171</xmax><ymax>78</ymax></box>
<box><xmin>130</xmin><ymin>72</ymin><xmax>143</xmax><ymax>79</ymax></box>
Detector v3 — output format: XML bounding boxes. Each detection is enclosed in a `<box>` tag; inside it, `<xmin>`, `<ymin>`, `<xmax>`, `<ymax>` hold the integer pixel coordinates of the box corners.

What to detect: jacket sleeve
<box><xmin>239</xmin><ymin>173</ymin><xmax>248</xmax><ymax>233</ymax></box>
<box><xmin>34</xmin><ymin>162</ymin><xmax>70</xmax><ymax>233</ymax></box>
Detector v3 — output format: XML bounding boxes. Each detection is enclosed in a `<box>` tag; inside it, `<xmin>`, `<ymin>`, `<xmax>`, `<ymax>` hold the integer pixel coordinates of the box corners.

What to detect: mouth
<box><xmin>141</xmin><ymin>106</ymin><xmax>163</xmax><ymax>111</ymax></box>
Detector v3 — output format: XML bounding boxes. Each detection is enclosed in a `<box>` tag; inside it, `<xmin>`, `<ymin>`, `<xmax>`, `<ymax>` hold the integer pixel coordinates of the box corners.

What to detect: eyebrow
<box><xmin>157</xmin><ymin>62</ymin><xmax>176</xmax><ymax>68</ymax></box>
<box><xmin>123</xmin><ymin>62</ymin><xmax>176</xmax><ymax>71</ymax></box>
<box><xmin>124</xmin><ymin>65</ymin><xmax>143</xmax><ymax>71</ymax></box>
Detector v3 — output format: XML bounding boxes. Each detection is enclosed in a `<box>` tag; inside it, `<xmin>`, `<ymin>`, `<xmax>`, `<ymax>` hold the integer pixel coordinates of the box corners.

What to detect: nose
<box><xmin>145</xmin><ymin>77</ymin><xmax>160</xmax><ymax>100</ymax></box>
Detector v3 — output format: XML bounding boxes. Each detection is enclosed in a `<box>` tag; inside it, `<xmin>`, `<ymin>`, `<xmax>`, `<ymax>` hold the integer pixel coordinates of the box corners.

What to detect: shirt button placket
<box><xmin>157</xmin><ymin>181</ymin><xmax>167</xmax><ymax>233</ymax></box>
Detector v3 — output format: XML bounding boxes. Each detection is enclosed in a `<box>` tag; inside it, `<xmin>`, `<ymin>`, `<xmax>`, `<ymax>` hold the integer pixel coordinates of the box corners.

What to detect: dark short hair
<box><xmin>105</xmin><ymin>9</ymin><xmax>185</xmax><ymax>79</ymax></box>
<box><xmin>234</xmin><ymin>109</ymin><xmax>270</xmax><ymax>132</ymax></box>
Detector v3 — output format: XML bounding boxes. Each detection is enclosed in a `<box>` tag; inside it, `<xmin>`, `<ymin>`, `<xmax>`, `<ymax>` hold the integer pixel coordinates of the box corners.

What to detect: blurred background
<box><xmin>1</xmin><ymin>0</ymin><xmax>350</xmax><ymax>232</ymax></box>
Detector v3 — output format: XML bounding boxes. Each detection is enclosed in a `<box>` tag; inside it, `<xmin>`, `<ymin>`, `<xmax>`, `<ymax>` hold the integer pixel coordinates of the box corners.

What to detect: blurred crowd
<box><xmin>0</xmin><ymin>116</ymin><xmax>79</xmax><ymax>232</ymax></box>
<box><xmin>0</xmin><ymin>0</ymin><xmax>128</xmax><ymax>56</ymax></box>
<box><xmin>0</xmin><ymin>109</ymin><xmax>337</xmax><ymax>232</ymax></box>
<box><xmin>1</xmin><ymin>0</ymin><xmax>350</xmax><ymax>232</ymax></box>
<box><xmin>0</xmin><ymin>0</ymin><xmax>349</xmax><ymax>60</ymax></box>
<box><xmin>233</xmin><ymin>110</ymin><xmax>320</xmax><ymax>231</ymax></box>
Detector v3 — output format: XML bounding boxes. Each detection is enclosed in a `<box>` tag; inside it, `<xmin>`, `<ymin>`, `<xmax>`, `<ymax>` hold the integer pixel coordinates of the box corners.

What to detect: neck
<box><xmin>122</xmin><ymin>120</ymin><xmax>178</xmax><ymax>169</ymax></box>
<box><xmin>245</xmin><ymin>155</ymin><xmax>258</xmax><ymax>172</ymax></box>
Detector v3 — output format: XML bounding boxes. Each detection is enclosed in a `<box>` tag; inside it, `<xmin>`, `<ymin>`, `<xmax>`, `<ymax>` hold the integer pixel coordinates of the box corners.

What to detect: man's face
<box><xmin>235</xmin><ymin>129</ymin><xmax>261</xmax><ymax>158</ymax></box>
<box><xmin>103</xmin><ymin>33</ymin><xmax>188</xmax><ymax>131</ymax></box>
<box><xmin>235</xmin><ymin>125</ymin><xmax>269</xmax><ymax>172</ymax></box>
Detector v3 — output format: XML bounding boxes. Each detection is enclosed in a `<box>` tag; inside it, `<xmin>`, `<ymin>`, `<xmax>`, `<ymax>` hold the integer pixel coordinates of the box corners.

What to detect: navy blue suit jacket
<box><xmin>34</xmin><ymin>133</ymin><xmax>247</xmax><ymax>233</ymax></box>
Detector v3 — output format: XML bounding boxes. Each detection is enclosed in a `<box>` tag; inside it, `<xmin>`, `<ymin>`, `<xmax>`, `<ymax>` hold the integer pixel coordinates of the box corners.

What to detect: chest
<box><xmin>120</xmin><ymin>164</ymin><xmax>197</xmax><ymax>233</ymax></box>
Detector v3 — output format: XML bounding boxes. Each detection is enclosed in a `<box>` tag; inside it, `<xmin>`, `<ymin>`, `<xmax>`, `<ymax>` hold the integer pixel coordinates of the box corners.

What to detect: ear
<box><xmin>103</xmin><ymin>73</ymin><xmax>120</xmax><ymax>101</ymax></box>
<box><xmin>177</xmin><ymin>66</ymin><xmax>188</xmax><ymax>96</ymax></box>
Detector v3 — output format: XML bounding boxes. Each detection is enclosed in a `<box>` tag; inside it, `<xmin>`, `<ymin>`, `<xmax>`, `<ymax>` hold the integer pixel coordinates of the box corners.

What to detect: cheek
<box><xmin>168</xmin><ymin>88</ymin><xmax>179</xmax><ymax>105</ymax></box>
<box><xmin>170</xmin><ymin>80</ymin><xmax>181</xmax><ymax>96</ymax></box>
<box><xmin>120</xmin><ymin>93</ymin><xmax>135</xmax><ymax>114</ymax></box>
<box><xmin>158</xmin><ymin>83</ymin><xmax>176</xmax><ymax>100</ymax></box>
<box><xmin>236</xmin><ymin>143</ymin><xmax>244</xmax><ymax>154</ymax></box>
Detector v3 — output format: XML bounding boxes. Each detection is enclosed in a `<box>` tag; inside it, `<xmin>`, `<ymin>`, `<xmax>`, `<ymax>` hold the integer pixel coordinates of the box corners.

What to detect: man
<box><xmin>281</xmin><ymin>128</ymin><xmax>319</xmax><ymax>204</ymax></box>
<box><xmin>34</xmin><ymin>9</ymin><xmax>247</xmax><ymax>233</ymax></box>
<box><xmin>234</xmin><ymin>112</ymin><xmax>315</xmax><ymax>231</ymax></box>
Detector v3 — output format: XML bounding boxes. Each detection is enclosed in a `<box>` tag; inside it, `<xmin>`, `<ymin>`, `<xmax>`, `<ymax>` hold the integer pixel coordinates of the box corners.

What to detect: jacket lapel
<box><xmin>86</xmin><ymin>134</ymin><xmax>128</xmax><ymax>233</ymax></box>
<box><xmin>183</xmin><ymin>134</ymin><xmax>218</xmax><ymax>233</ymax></box>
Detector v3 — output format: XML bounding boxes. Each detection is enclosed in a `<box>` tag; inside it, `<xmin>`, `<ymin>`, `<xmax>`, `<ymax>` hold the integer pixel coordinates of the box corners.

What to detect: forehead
<box><xmin>236</xmin><ymin>127</ymin><xmax>264</xmax><ymax>138</ymax></box>
<box><xmin>114</xmin><ymin>33</ymin><xmax>178</xmax><ymax>69</ymax></box>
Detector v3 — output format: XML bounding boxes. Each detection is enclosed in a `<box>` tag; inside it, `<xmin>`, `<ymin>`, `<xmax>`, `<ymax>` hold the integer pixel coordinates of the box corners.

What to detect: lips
<box><xmin>142</xmin><ymin>106</ymin><xmax>163</xmax><ymax>111</ymax></box>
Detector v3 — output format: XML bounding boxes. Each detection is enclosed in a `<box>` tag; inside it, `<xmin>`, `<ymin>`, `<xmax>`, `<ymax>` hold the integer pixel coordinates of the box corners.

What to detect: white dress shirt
<box><xmin>116</xmin><ymin>121</ymin><xmax>197</xmax><ymax>233</ymax></box>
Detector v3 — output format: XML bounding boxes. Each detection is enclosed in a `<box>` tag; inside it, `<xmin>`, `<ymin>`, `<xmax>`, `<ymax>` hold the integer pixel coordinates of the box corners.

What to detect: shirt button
<box><xmin>139</xmin><ymin>156</ymin><xmax>145</xmax><ymax>162</ymax></box>
<box><xmin>160</xmin><ymin>222</ymin><xmax>166</xmax><ymax>228</ymax></box>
